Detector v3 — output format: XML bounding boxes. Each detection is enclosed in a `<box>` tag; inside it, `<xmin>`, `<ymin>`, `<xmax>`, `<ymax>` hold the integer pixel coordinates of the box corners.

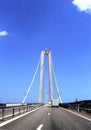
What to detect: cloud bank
<box><xmin>72</xmin><ymin>0</ymin><xmax>91</xmax><ymax>13</ymax></box>
<box><xmin>0</xmin><ymin>30</ymin><xmax>8</xmax><ymax>36</ymax></box>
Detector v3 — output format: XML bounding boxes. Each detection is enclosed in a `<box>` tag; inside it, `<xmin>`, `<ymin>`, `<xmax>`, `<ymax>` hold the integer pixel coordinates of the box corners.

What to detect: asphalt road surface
<box><xmin>0</xmin><ymin>105</ymin><xmax>91</xmax><ymax>130</ymax></box>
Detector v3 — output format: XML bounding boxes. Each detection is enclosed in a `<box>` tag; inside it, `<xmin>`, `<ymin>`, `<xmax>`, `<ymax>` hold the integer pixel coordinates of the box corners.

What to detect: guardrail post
<box><xmin>12</xmin><ymin>108</ymin><xmax>15</xmax><ymax>117</ymax></box>
<box><xmin>2</xmin><ymin>109</ymin><xmax>4</xmax><ymax>120</ymax></box>
<box><xmin>27</xmin><ymin>106</ymin><xmax>28</xmax><ymax>111</ymax></box>
<box><xmin>77</xmin><ymin>104</ymin><xmax>79</xmax><ymax>112</ymax></box>
<box><xmin>28</xmin><ymin>106</ymin><xmax>30</xmax><ymax>111</ymax></box>
<box><xmin>27</xmin><ymin>106</ymin><xmax>29</xmax><ymax>111</ymax></box>
<box><xmin>23</xmin><ymin>107</ymin><xmax>24</xmax><ymax>112</ymax></box>
<box><xmin>19</xmin><ymin>108</ymin><xmax>20</xmax><ymax>115</ymax></box>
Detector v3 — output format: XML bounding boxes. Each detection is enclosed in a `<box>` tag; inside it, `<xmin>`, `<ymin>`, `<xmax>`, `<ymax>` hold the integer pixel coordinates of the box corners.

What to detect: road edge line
<box><xmin>0</xmin><ymin>106</ymin><xmax>43</xmax><ymax>127</ymax></box>
<box><xmin>61</xmin><ymin>107</ymin><xmax>91</xmax><ymax>122</ymax></box>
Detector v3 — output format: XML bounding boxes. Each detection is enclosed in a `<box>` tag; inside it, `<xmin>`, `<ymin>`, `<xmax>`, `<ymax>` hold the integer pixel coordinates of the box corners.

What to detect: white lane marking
<box><xmin>48</xmin><ymin>112</ymin><xmax>50</xmax><ymax>115</ymax></box>
<box><xmin>36</xmin><ymin>124</ymin><xmax>43</xmax><ymax>130</ymax></box>
<box><xmin>61</xmin><ymin>108</ymin><xmax>91</xmax><ymax>122</ymax></box>
<box><xmin>0</xmin><ymin>106</ymin><xmax>43</xmax><ymax>127</ymax></box>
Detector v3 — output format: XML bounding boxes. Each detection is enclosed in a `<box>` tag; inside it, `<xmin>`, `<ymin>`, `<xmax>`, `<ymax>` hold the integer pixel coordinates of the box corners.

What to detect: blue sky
<box><xmin>0</xmin><ymin>0</ymin><xmax>91</xmax><ymax>103</ymax></box>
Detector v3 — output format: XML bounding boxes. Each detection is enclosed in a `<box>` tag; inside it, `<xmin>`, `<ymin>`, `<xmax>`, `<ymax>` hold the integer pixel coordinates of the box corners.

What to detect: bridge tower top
<box><xmin>41</xmin><ymin>50</ymin><xmax>51</xmax><ymax>55</ymax></box>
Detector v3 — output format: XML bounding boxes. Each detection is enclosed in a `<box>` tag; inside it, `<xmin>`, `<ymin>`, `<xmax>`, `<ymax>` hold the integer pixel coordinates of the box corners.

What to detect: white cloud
<box><xmin>72</xmin><ymin>0</ymin><xmax>91</xmax><ymax>13</ymax></box>
<box><xmin>0</xmin><ymin>30</ymin><xmax>8</xmax><ymax>36</ymax></box>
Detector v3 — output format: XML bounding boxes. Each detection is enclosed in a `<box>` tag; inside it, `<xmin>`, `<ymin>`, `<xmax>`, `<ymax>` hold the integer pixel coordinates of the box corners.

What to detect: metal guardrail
<box><xmin>0</xmin><ymin>104</ymin><xmax>42</xmax><ymax>121</ymax></box>
<box><xmin>79</xmin><ymin>107</ymin><xmax>91</xmax><ymax>113</ymax></box>
<box><xmin>59</xmin><ymin>103</ymin><xmax>91</xmax><ymax>114</ymax></box>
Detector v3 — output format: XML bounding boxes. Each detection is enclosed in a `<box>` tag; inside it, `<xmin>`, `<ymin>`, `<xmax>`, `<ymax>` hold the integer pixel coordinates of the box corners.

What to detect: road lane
<box><xmin>1</xmin><ymin>105</ymin><xmax>91</xmax><ymax>130</ymax></box>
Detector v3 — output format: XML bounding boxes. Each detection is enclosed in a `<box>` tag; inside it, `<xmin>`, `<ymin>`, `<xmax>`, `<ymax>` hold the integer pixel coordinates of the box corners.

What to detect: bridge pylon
<box><xmin>22</xmin><ymin>49</ymin><xmax>62</xmax><ymax>104</ymax></box>
<box><xmin>39</xmin><ymin>50</ymin><xmax>53</xmax><ymax>103</ymax></box>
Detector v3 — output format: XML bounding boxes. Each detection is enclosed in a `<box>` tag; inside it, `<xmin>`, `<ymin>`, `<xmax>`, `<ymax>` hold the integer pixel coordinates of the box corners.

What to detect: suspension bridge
<box><xmin>0</xmin><ymin>50</ymin><xmax>91</xmax><ymax>130</ymax></box>
<box><xmin>22</xmin><ymin>49</ymin><xmax>62</xmax><ymax>105</ymax></box>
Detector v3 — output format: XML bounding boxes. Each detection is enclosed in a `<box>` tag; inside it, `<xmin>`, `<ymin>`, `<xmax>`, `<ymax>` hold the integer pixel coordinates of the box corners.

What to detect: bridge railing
<box><xmin>59</xmin><ymin>101</ymin><xmax>91</xmax><ymax>114</ymax></box>
<box><xmin>0</xmin><ymin>103</ymin><xmax>43</xmax><ymax>121</ymax></box>
<box><xmin>78</xmin><ymin>107</ymin><xmax>91</xmax><ymax>114</ymax></box>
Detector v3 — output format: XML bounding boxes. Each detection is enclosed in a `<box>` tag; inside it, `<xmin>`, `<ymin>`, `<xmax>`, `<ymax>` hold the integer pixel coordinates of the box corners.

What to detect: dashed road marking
<box><xmin>48</xmin><ymin>112</ymin><xmax>50</xmax><ymax>116</ymax></box>
<box><xmin>36</xmin><ymin>124</ymin><xmax>44</xmax><ymax>130</ymax></box>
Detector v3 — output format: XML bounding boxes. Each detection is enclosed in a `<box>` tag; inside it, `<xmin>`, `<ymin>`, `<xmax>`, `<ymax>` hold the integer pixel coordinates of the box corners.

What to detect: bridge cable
<box><xmin>52</xmin><ymin>61</ymin><xmax>62</xmax><ymax>103</ymax></box>
<box><xmin>22</xmin><ymin>57</ymin><xmax>40</xmax><ymax>103</ymax></box>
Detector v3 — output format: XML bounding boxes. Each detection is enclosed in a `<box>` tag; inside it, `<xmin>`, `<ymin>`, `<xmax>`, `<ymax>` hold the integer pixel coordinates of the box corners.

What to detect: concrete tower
<box><xmin>39</xmin><ymin>50</ymin><xmax>53</xmax><ymax>103</ymax></box>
